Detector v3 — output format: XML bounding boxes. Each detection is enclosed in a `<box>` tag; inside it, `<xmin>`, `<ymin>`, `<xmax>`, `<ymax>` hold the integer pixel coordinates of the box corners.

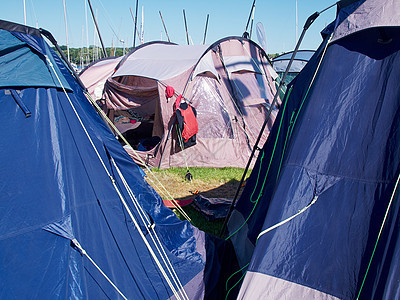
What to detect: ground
<box><xmin>143</xmin><ymin>167</ymin><xmax>249</xmax><ymax>236</ymax></box>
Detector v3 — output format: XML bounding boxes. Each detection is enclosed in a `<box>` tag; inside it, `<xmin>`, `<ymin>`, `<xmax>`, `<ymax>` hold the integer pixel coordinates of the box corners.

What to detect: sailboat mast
<box><xmin>159</xmin><ymin>11</ymin><xmax>170</xmax><ymax>42</ymax></box>
<box><xmin>62</xmin><ymin>0</ymin><xmax>70</xmax><ymax>62</ymax></box>
<box><xmin>87</xmin><ymin>0</ymin><xmax>107</xmax><ymax>57</ymax></box>
<box><xmin>130</xmin><ymin>7</ymin><xmax>141</xmax><ymax>45</ymax></box>
<box><xmin>140</xmin><ymin>6</ymin><xmax>144</xmax><ymax>44</ymax></box>
<box><xmin>183</xmin><ymin>9</ymin><xmax>189</xmax><ymax>45</ymax></box>
<box><xmin>203</xmin><ymin>14</ymin><xmax>209</xmax><ymax>45</ymax></box>
<box><xmin>295</xmin><ymin>0</ymin><xmax>299</xmax><ymax>43</ymax></box>
<box><xmin>133</xmin><ymin>0</ymin><xmax>139</xmax><ymax>47</ymax></box>
<box><xmin>23</xmin><ymin>0</ymin><xmax>27</xmax><ymax>25</ymax></box>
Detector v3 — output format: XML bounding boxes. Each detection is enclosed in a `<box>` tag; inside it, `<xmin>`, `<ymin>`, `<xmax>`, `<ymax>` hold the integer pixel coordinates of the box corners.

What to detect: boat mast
<box><xmin>130</xmin><ymin>7</ymin><xmax>141</xmax><ymax>45</ymax></box>
<box><xmin>295</xmin><ymin>0</ymin><xmax>299</xmax><ymax>44</ymax></box>
<box><xmin>62</xmin><ymin>0</ymin><xmax>70</xmax><ymax>62</ymax></box>
<box><xmin>159</xmin><ymin>11</ymin><xmax>170</xmax><ymax>43</ymax></box>
<box><xmin>87</xmin><ymin>0</ymin><xmax>107</xmax><ymax>57</ymax></box>
<box><xmin>133</xmin><ymin>0</ymin><xmax>139</xmax><ymax>47</ymax></box>
<box><xmin>203</xmin><ymin>14</ymin><xmax>209</xmax><ymax>44</ymax></box>
<box><xmin>183</xmin><ymin>9</ymin><xmax>189</xmax><ymax>45</ymax></box>
<box><xmin>23</xmin><ymin>0</ymin><xmax>27</xmax><ymax>25</ymax></box>
<box><xmin>140</xmin><ymin>6</ymin><xmax>144</xmax><ymax>44</ymax></box>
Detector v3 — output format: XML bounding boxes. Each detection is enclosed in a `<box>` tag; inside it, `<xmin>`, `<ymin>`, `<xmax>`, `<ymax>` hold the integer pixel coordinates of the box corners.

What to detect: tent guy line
<box><xmin>47</xmin><ymin>55</ymin><xmax>188</xmax><ymax>300</ymax></box>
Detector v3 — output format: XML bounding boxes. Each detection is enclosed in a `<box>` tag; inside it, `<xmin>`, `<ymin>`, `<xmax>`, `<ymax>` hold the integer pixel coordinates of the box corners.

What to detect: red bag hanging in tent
<box><xmin>176</xmin><ymin>102</ymin><xmax>198</xmax><ymax>143</ymax></box>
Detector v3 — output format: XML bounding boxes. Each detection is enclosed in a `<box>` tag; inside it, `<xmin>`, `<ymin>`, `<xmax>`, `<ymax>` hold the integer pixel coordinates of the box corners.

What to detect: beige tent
<box><xmin>80</xmin><ymin>37</ymin><xmax>280</xmax><ymax>168</ymax></box>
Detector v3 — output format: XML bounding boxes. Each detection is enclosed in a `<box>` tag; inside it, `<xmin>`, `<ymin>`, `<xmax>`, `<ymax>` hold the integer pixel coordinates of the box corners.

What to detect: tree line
<box><xmin>55</xmin><ymin>45</ymin><xmax>280</xmax><ymax>68</ymax></box>
<box><xmin>55</xmin><ymin>45</ymin><xmax>128</xmax><ymax>67</ymax></box>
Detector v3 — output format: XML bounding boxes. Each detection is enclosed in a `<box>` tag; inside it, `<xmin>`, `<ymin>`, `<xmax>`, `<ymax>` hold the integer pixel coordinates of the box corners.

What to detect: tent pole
<box><xmin>249</xmin><ymin>5</ymin><xmax>255</xmax><ymax>39</ymax></box>
<box><xmin>243</xmin><ymin>0</ymin><xmax>256</xmax><ymax>37</ymax></box>
<box><xmin>159</xmin><ymin>11</ymin><xmax>171</xmax><ymax>42</ymax></box>
<box><xmin>220</xmin><ymin>2</ymin><xmax>340</xmax><ymax>238</ymax></box>
<box><xmin>203</xmin><ymin>14</ymin><xmax>209</xmax><ymax>45</ymax></box>
<box><xmin>39</xmin><ymin>28</ymin><xmax>87</xmax><ymax>92</ymax></box>
<box><xmin>87</xmin><ymin>0</ymin><xmax>107</xmax><ymax>57</ymax></box>
<box><xmin>158</xmin><ymin>115</ymin><xmax>176</xmax><ymax>169</ymax></box>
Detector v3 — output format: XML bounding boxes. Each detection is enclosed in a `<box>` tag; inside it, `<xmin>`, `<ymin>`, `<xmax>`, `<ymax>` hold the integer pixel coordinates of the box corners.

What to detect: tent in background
<box><xmin>271</xmin><ymin>50</ymin><xmax>315</xmax><ymax>85</ymax></box>
<box><xmin>0</xmin><ymin>19</ymin><xmax>220</xmax><ymax>299</ymax></box>
<box><xmin>80</xmin><ymin>38</ymin><xmax>280</xmax><ymax>169</ymax></box>
<box><xmin>79</xmin><ymin>56</ymin><xmax>123</xmax><ymax>104</ymax></box>
<box><xmin>225</xmin><ymin>0</ymin><xmax>400</xmax><ymax>298</ymax></box>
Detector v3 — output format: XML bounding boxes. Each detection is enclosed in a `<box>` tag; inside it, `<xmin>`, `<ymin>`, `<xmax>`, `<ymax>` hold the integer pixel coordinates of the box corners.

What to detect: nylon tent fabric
<box><xmin>79</xmin><ymin>56</ymin><xmax>123</xmax><ymax>102</ymax></box>
<box><xmin>225</xmin><ymin>0</ymin><xmax>400</xmax><ymax>298</ymax></box>
<box><xmin>0</xmin><ymin>20</ymin><xmax>218</xmax><ymax>299</ymax></box>
<box><xmin>80</xmin><ymin>37</ymin><xmax>280</xmax><ymax>169</ymax></box>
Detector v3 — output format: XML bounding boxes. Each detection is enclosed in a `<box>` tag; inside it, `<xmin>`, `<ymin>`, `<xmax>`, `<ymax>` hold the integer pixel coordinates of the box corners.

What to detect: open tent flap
<box><xmin>104</xmin><ymin>76</ymin><xmax>164</xmax><ymax>152</ymax></box>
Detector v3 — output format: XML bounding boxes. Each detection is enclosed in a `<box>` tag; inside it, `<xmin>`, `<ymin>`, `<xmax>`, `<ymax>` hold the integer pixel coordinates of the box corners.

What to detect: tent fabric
<box><xmin>113</xmin><ymin>43</ymin><xmax>210</xmax><ymax>81</ymax></box>
<box><xmin>331</xmin><ymin>0</ymin><xmax>400</xmax><ymax>43</ymax></box>
<box><xmin>79</xmin><ymin>56</ymin><xmax>123</xmax><ymax>101</ymax></box>
<box><xmin>226</xmin><ymin>0</ymin><xmax>400</xmax><ymax>299</ymax></box>
<box><xmin>81</xmin><ymin>37</ymin><xmax>280</xmax><ymax>169</ymax></box>
<box><xmin>0</xmin><ymin>20</ymin><xmax>219</xmax><ymax>299</ymax></box>
<box><xmin>0</xmin><ymin>29</ymin><xmax>71</xmax><ymax>90</ymax></box>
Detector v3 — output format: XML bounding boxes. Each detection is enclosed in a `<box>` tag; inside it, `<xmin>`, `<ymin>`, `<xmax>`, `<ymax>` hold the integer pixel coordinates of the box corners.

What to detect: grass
<box><xmin>144</xmin><ymin>167</ymin><xmax>250</xmax><ymax>236</ymax></box>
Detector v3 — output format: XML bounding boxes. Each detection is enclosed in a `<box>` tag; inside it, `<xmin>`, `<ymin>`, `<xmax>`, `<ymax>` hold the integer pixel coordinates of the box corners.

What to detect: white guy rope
<box><xmin>71</xmin><ymin>239</ymin><xmax>128</xmax><ymax>300</ymax></box>
<box><xmin>257</xmin><ymin>195</ymin><xmax>318</xmax><ymax>240</ymax></box>
<box><xmin>46</xmin><ymin>56</ymin><xmax>185</xmax><ymax>300</ymax></box>
<box><xmin>84</xmin><ymin>91</ymin><xmax>191</xmax><ymax>221</ymax></box>
<box><xmin>111</xmin><ymin>157</ymin><xmax>189</xmax><ymax>300</ymax></box>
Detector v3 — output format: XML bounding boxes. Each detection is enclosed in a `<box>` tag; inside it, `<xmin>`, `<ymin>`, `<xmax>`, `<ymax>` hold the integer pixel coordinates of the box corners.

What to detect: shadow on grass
<box><xmin>173</xmin><ymin>179</ymin><xmax>244</xmax><ymax>237</ymax></box>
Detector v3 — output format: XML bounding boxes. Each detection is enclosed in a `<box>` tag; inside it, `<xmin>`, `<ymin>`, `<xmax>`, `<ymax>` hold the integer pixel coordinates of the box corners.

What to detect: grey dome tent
<box><xmin>80</xmin><ymin>38</ymin><xmax>280</xmax><ymax>169</ymax></box>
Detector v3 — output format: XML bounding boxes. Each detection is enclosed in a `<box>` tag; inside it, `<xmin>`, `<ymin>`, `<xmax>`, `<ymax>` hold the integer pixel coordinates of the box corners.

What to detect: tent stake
<box><xmin>220</xmin><ymin>1</ymin><xmax>341</xmax><ymax>238</ymax></box>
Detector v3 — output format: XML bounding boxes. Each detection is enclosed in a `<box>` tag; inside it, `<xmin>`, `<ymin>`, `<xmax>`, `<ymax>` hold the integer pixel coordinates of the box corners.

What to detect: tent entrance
<box><xmin>106</xmin><ymin>76</ymin><xmax>163</xmax><ymax>152</ymax></box>
<box><xmin>115</xmin><ymin>110</ymin><xmax>160</xmax><ymax>151</ymax></box>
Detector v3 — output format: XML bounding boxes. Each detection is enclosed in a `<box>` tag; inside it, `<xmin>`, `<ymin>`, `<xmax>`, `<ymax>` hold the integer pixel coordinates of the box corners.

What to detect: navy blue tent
<box><xmin>0</xmin><ymin>20</ymin><xmax>212</xmax><ymax>299</ymax></box>
<box><xmin>226</xmin><ymin>0</ymin><xmax>400</xmax><ymax>299</ymax></box>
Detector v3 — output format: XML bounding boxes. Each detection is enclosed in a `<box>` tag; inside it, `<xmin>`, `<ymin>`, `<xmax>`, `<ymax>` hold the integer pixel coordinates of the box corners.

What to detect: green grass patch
<box><xmin>145</xmin><ymin>167</ymin><xmax>251</xmax><ymax>236</ymax></box>
<box><xmin>149</xmin><ymin>167</ymin><xmax>246</xmax><ymax>182</ymax></box>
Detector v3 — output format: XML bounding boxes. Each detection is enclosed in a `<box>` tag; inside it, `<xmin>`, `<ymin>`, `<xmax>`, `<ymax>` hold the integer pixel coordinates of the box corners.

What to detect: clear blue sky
<box><xmin>1</xmin><ymin>0</ymin><xmax>336</xmax><ymax>54</ymax></box>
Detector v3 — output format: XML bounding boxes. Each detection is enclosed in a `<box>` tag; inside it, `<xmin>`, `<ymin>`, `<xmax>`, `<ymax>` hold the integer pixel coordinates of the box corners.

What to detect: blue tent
<box><xmin>0</xmin><ymin>20</ymin><xmax>212</xmax><ymax>299</ymax></box>
<box><xmin>226</xmin><ymin>0</ymin><xmax>400</xmax><ymax>298</ymax></box>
